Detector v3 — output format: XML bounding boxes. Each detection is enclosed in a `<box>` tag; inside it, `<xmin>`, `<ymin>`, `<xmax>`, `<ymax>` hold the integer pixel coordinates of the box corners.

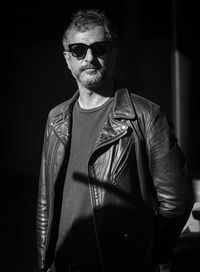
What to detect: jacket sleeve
<box><xmin>36</xmin><ymin>115</ymin><xmax>51</xmax><ymax>271</ymax></box>
<box><xmin>146</xmin><ymin>107</ymin><xmax>194</xmax><ymax>263</ymax></box>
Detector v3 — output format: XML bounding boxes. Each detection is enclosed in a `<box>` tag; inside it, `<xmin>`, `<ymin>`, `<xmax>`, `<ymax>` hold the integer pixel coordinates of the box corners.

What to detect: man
<box><xmin>37</xmin><ymin>9</ymin><xmax>194</xmax><ymax>272</ymax></box>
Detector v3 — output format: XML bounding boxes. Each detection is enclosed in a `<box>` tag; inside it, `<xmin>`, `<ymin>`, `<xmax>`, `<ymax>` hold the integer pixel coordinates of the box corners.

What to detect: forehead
<box><xmin>68</xmin><ymin>26</ymin><xmax>107</xmax><ymax>44</ymax></box>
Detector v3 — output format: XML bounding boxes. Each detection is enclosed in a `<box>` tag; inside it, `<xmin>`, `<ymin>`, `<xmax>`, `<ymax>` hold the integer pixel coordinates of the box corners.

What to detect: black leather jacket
<box><xmin>37</xmin><ymin>88</ymin><xmax>193</xmax><ymax>271</ymax></box>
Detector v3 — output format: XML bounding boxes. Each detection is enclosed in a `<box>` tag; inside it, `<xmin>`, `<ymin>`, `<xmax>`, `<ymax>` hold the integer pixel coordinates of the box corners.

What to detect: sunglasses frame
<box><xmin>67</xmin><ymin>41</ymin><xmax>113</xmax><ymax>60</ymax></box>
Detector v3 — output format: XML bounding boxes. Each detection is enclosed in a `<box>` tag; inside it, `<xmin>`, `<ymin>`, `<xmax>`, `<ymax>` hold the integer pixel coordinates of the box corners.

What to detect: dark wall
<box><xmin>2</xmin><ymin>1</ymin><xmax>199</xmax><ymax>271</ymax></box>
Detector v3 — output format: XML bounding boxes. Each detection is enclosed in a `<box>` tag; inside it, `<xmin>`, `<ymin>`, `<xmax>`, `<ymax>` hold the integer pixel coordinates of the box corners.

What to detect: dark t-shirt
<box><xmin>55</xmin><ymin>97</ymin><xmax>114</xmax><ymax>269</ymax></box>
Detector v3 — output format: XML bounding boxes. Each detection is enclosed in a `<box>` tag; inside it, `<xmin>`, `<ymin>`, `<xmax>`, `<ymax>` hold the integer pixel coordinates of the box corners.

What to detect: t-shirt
<box><xmin>55</xmin><ymin>97</ymin><xmax>114</xmax><ymax>269</ymax></box>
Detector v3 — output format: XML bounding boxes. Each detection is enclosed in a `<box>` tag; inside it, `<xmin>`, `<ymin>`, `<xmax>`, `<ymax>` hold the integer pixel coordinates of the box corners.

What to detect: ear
<box><xmin>63</xmin><ymin>51</ymin><xmax>71</xmax><ymax>69</ymax></box>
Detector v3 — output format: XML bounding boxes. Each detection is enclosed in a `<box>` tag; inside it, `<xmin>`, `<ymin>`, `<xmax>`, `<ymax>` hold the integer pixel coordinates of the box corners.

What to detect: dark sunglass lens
<box><xmin>68</xmin><ymin>42</ymin><xmax>111</xmax><ymax>59</ymax></box>
<box><xmin>70</xmin><ymin>44</ymin><xmax>87</xmax><ymax>59</ymax></box>
<box><xmin>92</xmin><ymin>43</ymin><xmax>109</xmax><ymax>57</ymax></box>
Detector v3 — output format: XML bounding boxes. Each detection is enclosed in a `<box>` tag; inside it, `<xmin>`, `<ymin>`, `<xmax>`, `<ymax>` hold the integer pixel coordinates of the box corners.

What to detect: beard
<box><xmin>73</xmin><ymin>64</ymin><xmax>108</xmax><ymax>89</ymax></box>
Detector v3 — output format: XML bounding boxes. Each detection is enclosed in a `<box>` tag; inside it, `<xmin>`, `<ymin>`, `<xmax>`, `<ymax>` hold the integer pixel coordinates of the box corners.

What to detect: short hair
<box><xmin>62</xmin><ymin>9</ymin><xmax>119</xmax><ymax>50</ymax></box>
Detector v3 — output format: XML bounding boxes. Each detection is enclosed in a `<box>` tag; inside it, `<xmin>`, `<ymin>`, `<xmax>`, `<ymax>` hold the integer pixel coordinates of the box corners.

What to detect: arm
<box><xmin>146</xmin><ymin>108</ymin><xmax>194</xmax><ymax>263</ymax></box>
<box><xmin>36</xmin><ymin>116</ymin><xmax>51</xmax><ymax>271</ymax></box>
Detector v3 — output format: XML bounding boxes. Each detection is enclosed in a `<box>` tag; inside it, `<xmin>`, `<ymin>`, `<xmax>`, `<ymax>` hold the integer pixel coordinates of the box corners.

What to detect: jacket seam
<box><xmin>145</xmin><ymin>106</ymin><xmax>160</xmax><ymax>139</ymax></box>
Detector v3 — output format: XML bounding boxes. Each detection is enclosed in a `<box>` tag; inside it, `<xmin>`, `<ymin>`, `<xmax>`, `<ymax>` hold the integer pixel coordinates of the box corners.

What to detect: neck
<box><xmin>77</xmin><ymin>81</ymin><xmax>114</xmax><ymax>109</ymax></box>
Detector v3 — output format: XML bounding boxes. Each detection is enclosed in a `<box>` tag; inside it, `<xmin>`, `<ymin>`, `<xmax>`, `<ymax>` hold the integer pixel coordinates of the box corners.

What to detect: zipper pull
<box><xmin>112</xmin><ymin>174</ymin><xmax>117</xmax><ymax>186</ymax></box>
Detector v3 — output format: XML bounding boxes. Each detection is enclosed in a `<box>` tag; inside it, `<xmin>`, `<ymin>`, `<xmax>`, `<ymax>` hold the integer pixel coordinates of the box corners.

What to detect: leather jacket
<box><xmin>37</xmin><ymin>88</ymin><xmax>193</xmax><ymax>271</ymax></box>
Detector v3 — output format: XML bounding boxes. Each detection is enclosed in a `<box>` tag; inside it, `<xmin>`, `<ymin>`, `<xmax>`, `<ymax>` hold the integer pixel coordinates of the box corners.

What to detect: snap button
<box><xmin>123</xmin><ymin>233</ymin><xmax>130</xmax><ymax>239</ymax></box>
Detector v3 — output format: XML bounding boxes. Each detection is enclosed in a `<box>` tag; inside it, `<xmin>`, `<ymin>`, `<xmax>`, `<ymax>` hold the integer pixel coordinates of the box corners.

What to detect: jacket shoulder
<box><xmin>128</xmin><ymin>91</ymin><xmax>164</xmax><ymax>138</ymax></box>
<box><xmin>48</xmin><ymin>99</ymin><xmax>70</xmax><ymax>120</ymax></box>
<box><xmin>129</xmin><ymin>92</ymin><xmax>160</xmax><ymax>116</ymax></box>
<box><xmin>48</xmin><ymin>91</ymin><xmax>79</xmax><ymax>122</ymax></box>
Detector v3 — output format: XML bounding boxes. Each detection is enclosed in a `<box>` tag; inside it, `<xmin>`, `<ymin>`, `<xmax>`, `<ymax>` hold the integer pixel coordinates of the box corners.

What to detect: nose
<box><xmin>84</xmin><ymin>48</ymin><xmax>94</xmax><ymax>62</ymax></box>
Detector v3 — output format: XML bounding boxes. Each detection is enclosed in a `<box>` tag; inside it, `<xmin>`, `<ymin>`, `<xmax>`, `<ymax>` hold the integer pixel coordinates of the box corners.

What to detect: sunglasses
<box><xmin>67</xmin><ymin>41</ymin><xmax>112</xmax><ymax>60</ymax></box>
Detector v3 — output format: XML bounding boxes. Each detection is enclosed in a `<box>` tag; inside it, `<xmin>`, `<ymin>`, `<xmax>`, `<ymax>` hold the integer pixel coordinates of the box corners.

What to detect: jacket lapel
<box><xmin>50</xmin><ymin>91</ymin><xmax>79</xmax><ymax>145</ymax></box>
<box><xmin>51</xmin><ymin>88</ymin><xmax>136</xmax><ymax>148</ymax></box>
<box><xmin>92</xmin><ymin>88</ymin><xmax>136</xmax><ymax>151</ymax></box>
<box><xmin>112</xmin><ymin>88</ymin><xmax>136</xmax><ymax>120</ymax></box>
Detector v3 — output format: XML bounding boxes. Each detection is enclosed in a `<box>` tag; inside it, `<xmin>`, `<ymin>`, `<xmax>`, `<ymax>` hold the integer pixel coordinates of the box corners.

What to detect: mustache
<box><xmin>80</xmin><ymin>64</ymin><xmax>101</xmax><ymax>72</ymax></box>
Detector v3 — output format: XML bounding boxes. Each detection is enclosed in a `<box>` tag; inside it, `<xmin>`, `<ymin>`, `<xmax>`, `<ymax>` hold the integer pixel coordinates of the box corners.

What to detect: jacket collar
<box><xmin>64</xmin><ymin>88</ymin><xmax>136</xmax><ymax>120</ymax></box>
<box><xmin>51</xmin><ymin>88</ymin><xmax>136</xmax><ymax>145</ymax></box>
<box><xmin>112</xmin><ymin>88</ymin><xmax>136</xmax><ymax>120</ymax></box>
<box><xmin>91</xmin><ymin>89</ymin><xmax>136</xmax><ymax>151</ymax></box>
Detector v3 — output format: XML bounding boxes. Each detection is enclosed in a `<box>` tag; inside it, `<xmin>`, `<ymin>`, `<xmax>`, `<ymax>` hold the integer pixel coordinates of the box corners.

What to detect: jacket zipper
<box><xmin>112</xmin><ymin>136</ymin><xmax>133</xmax><ymax>185</ymax></box>
<box><xmin>88</xmin><ymin>168</ymin><xmax>105</xmax><ymax>272</ymax></box>
<box><xmin>87</xmin><ymin>128</ymin><xmax>128</xmax><ymax>272</ymax></box>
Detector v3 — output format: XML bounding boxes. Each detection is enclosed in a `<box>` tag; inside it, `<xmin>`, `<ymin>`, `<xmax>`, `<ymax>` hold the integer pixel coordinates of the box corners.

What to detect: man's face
<box><xmin>64</xmin><ymin>26</ymin><xmax>118</xmax><ymax>89</ymax></box>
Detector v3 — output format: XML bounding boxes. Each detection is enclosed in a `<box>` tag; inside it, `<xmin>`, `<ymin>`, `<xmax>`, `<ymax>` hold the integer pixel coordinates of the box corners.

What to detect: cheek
<box><xmin>67</xmin><ymin>59</ymin><xmax>79</xmax><ymax>74</ymax></box>
<box><xmin>66</xmin><ymin>58</ymin><xmax>73</xmax><ymax>71</ymax></box>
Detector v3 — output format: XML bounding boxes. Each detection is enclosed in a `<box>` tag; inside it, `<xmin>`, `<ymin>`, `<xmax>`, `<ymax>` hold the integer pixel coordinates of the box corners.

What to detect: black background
<box><xmin>2</xmin><ymin>1</ymin><xmax>200</xmax><ymax>271</ymax></box>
